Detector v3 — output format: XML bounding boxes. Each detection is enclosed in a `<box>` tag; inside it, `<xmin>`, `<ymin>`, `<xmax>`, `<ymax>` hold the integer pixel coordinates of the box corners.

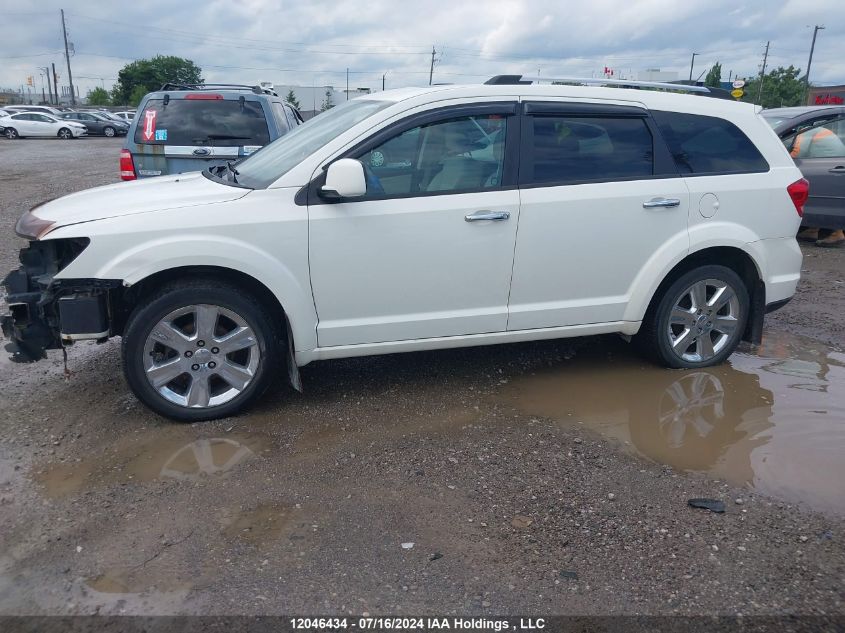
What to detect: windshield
<box><xmin>234</xmin><ymin>99</ymin><xmax>392</xmax><ymax>189</ymax></box>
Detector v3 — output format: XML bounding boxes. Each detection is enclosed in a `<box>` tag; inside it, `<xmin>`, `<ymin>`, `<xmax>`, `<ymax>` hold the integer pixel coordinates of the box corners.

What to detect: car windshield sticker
<box><xmin>243</xmin><ymin>145</ymin><xmax>262</xmax><ymax>155</ymax></box>
<box><xmin>142</xmin><ymin>109</ymin><xmax>157</xmax><ymax>141</ymax></box>
<box><xmin>154</xmin><ymin>129</ymin><xmax>168</xmax><ymax>141</ymax></box>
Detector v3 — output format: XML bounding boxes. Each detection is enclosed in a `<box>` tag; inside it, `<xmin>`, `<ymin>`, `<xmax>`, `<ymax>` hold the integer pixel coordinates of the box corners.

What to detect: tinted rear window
<box><xmin>134</xmin><ymin>98</ymin><xmax>270</xmax><ymax>146</ymax></box>
<box><xmin>526</xmin><ymin>116</ymin><xmax>654</xmax><ymax>185</ymax></box>
<box><xmin>652</xmin><ymin>111</ymin><xmax>769</xmax><ymax>175</ymax></box>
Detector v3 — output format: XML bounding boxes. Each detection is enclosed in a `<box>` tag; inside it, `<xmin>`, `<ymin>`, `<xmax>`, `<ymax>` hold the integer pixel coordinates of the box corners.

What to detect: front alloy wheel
<box><xmin>104</xmin><ymin>126</ymin><xmax>115</xmax><ymax>137</ymax></box>
<box><xmin>123</xmin><ymin>281</ymin><xmax>281</xmax><ymax>421</ymax></box>
<box><xmin>58</xmin><ymin>128</ymin><xmax>72</xmax><ymax>139</ymax></box>
<box><xmin>143</xmin><ymin>304</ymin><xmax>260</xmax><ymax>408</ymax></box>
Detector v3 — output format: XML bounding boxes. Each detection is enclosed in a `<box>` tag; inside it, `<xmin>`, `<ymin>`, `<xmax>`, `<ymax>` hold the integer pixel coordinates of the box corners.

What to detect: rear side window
<box><xmin>652</xmin><ymin>111</ymin><xmax>769</xmax><ymax>175</ymax></box>
<box><xmin>525</xmin><ymin>116</ymin><xmax>654</xmax><ymax>185</ymax></box>
<box><xmin>134</xmin><ymin>98</ymin><xmax>270</xmax><ymax>146</ymax></box>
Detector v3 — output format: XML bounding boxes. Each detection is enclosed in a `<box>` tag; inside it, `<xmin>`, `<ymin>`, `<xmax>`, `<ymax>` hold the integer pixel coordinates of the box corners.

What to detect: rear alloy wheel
<box><xmin>5</xmin><ymin>128</ymin><xmax>18</xmax><ymax>139</ymax></box>
<box><xmin>57</xmin><ymin>127</ymin><xmax>73</xmax><ymax>140</ymax></box>
<box><xmin>103</xmin><ymin>126</ymin><xmax>115</xmax><ymax>137</ymax></box>
<box><xmin>123</xmin><ymin>281</ymin><xmax>282</xmax><ymax>421</ymax></box>
<box><xmin>637</xmin><ymin>265</ymin><xmax>749</xmax><ymax>369</ymax></box>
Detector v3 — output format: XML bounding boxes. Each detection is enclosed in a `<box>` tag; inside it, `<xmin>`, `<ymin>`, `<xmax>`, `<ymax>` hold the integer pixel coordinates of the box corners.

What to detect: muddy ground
<box><xmin>0</xmin><ymin>138</ymin><xmax>843</xmax><ymax>617</ymax></box>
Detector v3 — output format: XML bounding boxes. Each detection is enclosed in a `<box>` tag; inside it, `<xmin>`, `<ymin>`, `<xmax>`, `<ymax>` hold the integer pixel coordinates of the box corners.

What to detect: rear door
<box><xmin>508</xmin><ymin>101</ymin><xmax>690</xmax><ymax>330</ymax></box>
<box><xmin>789</xmin><ymin>116</ymin><xmax>845</xmax><ymax>227</ymax></box>
<box><xmin>130</xmin><ymin>95</ymin><xmax>272</xmax><ymax>177</ymax></box>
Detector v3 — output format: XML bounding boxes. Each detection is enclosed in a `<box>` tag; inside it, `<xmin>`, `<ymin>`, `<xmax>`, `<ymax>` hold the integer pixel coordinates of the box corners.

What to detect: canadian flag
<box><xmin>142</xmin><ymin>110</ymin><xmax>157</xmax><ymax>141</ymax></box>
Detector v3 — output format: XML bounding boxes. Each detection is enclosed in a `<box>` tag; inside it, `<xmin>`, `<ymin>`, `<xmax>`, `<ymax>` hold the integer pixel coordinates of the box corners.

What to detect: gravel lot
<box><xmin>0</xmin><ymin>138</ymin><xmax>843</xmax><ymax>618</ymax></box>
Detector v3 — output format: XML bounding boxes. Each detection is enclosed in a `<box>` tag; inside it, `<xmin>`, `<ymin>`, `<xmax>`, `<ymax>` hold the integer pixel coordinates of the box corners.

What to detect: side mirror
<box><xmin>320</xmin><ymin>158</ymin><xmax>367</xmax><ymax>199</ymax></box>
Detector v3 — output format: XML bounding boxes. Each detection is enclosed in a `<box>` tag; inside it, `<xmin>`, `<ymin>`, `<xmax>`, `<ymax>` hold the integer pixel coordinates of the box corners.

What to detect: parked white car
<box><xmin>113</xmin><ymin>110</ymin><xmax>136</xmax><ymax>122</ymax></box>
<box><xmin>2</xmin><ymin>77</ymin><xmax>804</xmax><ymax>421</ymax></box>
<box><xmin>1</xmin><ymin>112</ymin><xmax>87</xmax><ymax>139</ymax></box>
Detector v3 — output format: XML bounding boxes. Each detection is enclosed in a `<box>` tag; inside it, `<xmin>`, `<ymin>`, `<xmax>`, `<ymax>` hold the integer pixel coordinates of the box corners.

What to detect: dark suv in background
<box><xmin>121</xmin><ymin>83</ymin><xmax>304</xmax><ymax>180</ymax></box>
<box><xmin>59</xmin><ymin>111</ymin><xmax>130</xmax><ymax>137</ymax></box>
<box><xmin>764</xmin><ymin>105</ymin><xmax>845</xmax><ymax>230</ymax></box>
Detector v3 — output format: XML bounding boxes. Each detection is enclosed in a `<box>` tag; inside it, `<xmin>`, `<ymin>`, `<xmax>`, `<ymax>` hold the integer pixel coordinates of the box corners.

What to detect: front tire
<box><xmin>122</xmin><ymin>280</ymin><xmax>282</xmax><ymax>421</ymax></box>
<box><xmin>103</xmin><ymin>126</ymin><xmax>115</xmax><ymax>137</ymax></box>
<box><xmin>636</xmin><ymin>265</ymin><xmax>749</xmax><ymax>369</ymax></box>
<box><xmin>57</xmin><ymin>127</ymin><xmax>73</xmax><ymax>140</ymax></box>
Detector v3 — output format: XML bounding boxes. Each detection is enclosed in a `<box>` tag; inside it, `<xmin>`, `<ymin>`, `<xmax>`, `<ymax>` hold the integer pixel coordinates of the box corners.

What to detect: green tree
<box><xmin>704</xmin><ymin>62</ymin><xmax>722</xmax><ymax>88</ymax></box>
<box><xmin>128</xmin><ymin>85</ymin><xmax>148</xmax><ymax>108</ymax></box>
<box><xmin>86</xmin><ymin>86</ymin><xmax>111</xmax><ymax>106</ymax></box>
<box><xmin>320</xmin><ymin>88</ymin><xmax>334</xmax><ymax>112</ymax></box>
<box><xmin>284</xmin><ymin>89</ymin><xmax>301</xmax><ymax>109</ymax></box>
<box><xmin>111</xmin><ymin>55</ymin><xmax>203</xmax><ymax>105</ymax></box>
<box><xmin>741</xmin><ymin>65</ymin><xmax>804</xmax><ymax>108</ymax></box>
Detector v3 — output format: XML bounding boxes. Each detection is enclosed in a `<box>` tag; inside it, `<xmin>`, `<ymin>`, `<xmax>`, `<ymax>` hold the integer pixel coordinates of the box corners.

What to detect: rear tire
<box><xmin>5</xmin><ymin>128</ymin><xmax>18</xmax><ymax>139</ymax></box>
<box><xmin>122</xmin><ymin>280</ymin><xmax>283</xmax><ymax>422</ymax></box>
<box><xmin>635</xmin><ymin>265</ymin><xmax>749</xmax><ymax>368</ymax></box>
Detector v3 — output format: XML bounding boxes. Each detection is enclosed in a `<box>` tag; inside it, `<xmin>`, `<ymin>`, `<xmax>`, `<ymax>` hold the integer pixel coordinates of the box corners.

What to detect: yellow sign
<box><xmin>731</xmin><ymin>88</ymin><xmax>744</xmax><ymax>99</ymax></box>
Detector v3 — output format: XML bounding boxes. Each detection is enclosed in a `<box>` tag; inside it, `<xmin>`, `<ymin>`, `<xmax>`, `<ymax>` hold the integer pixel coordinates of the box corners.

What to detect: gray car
<box><xmin>59</xmin><ymin>111</ymin><xmax>129</xmax><ymax>137</ymax></box>
<box><xmin>763</xmin><ymin>106</ymin><xmax>845</xmax><ymax>230</ymax></box>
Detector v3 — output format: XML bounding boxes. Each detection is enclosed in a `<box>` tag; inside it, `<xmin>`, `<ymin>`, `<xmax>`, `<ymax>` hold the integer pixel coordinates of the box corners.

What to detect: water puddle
<box><xmin>499</xmin><ymin>331</ymin><xmax>845</xmax><ymax>515</ymax></box>
<box><xmin>35</xmin><ymin>432</ymin><xmax>266</xmax><ymax>498</ymax></box>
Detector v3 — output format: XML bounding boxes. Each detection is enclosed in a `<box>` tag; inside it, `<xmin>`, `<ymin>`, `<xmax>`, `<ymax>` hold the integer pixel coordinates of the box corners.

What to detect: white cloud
<box><xmin>1</xmin><ymin>0</ymin><xmax>842</xmax><ymax>100</ymax></box>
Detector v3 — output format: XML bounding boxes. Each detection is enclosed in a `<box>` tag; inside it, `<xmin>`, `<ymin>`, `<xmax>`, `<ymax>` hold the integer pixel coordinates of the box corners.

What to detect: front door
<box><xmin>309</xmin><ymin>104</ymin><xmax>519</xmax><ymax>347</ymax></box>
<box><xmin>508</xmin><ymin>101</ymin><xmax>690</xmax><ymax>330</ymax></box>
<box><xmin>790</xmin><ymin>116</ymin><xmax>845</xmax><ymax>228</ymax></box>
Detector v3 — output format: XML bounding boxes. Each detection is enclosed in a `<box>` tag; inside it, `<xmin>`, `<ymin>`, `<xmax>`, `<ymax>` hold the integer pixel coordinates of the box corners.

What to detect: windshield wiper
<box><xmin>225</xmin><ymin>160</ymin><xmax>239</xmax><ymax>183</ymax></box>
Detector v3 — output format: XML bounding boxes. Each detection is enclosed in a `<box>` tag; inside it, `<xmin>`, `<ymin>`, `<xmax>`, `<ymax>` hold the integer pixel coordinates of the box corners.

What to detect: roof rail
<box><xmin>159</xmin><ymin>83</ymin><xmax>278</xmax><ymax>96</ymax></box>
<box><xmin>484</xmin><ymin>74</ymin><xmax>712</xmax><ymax>94</ymax></box>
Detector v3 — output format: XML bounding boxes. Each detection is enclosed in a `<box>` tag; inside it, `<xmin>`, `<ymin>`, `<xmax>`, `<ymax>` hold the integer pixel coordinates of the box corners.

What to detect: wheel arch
<box><xmin>638</xmin><ymin>246</ymin><xmax>764</xmax><ymax>344</ymax></box>
<box><xmin>117</xmin><ymin>265</ymin><xmax>306</xmax><ymax>390</ymax></box>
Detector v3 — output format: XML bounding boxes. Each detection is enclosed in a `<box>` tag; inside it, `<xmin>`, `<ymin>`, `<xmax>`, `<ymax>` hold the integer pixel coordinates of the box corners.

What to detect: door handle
<box><xmin>465</xmin><ymin>210</ymin><xmax>510</xmax><ymax>222</ymax></box>
<box><xmin>642</xmin><ymin>197</ymin><xmax>681</xmax><ymax>209</ymax></box>
<box><xmin>829</xmin><ymin>166</ymin><xmax>845</xmax><ymax>174</ymax></box>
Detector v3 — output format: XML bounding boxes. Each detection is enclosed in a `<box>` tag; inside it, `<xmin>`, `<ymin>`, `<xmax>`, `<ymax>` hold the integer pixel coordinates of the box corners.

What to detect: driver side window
<box><xmin>357</xmin><ymin>114</ymin><xmax>508</xmax><ymax>197</ymax></box>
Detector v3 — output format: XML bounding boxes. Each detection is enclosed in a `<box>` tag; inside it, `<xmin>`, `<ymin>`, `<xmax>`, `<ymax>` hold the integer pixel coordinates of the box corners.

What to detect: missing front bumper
<box><xmin>2</xmin><ymin>239</ymin><xmax>120</xmax><ymax>362</ymax></box>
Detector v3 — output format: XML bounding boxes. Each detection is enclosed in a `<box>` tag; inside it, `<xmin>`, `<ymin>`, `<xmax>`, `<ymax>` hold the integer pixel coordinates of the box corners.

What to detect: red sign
<box><xmin>142</xmin><ymin>110</ymin><xmax>157</xmax><ymax>141</ymax></box>
<box><xmin>815</xmin><ymin>94</ymin><xmax>844</xmax><ymax>105</ymax></box>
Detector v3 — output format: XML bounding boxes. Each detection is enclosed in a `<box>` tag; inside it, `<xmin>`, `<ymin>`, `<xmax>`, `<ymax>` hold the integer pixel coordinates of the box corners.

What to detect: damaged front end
<box><xmin>1</xmin><ymin>239</ymin><xmax>121</xmax><ymax>362</ymax></box>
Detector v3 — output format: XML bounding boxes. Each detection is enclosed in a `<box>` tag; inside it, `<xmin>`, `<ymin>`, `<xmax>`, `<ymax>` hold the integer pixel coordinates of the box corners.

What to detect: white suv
<box><xmin>2</xmin><ymin>77</ymin><xmax>805</xmax><ymax>421</ymax></box>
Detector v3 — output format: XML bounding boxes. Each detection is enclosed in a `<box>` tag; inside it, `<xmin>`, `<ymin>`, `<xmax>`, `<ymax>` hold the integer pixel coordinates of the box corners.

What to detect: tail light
<box><xmin>787</xmin><ymin>178</ymin><xmax>809</xmax><ymax>217</ymax></box>
<box><xmin>185</xmin><ymin>93</ymin><xmax>223</xmax><ymax>100</ymax></box>
<box><xmin>120</xmin><ymin>149</ymin><xmax>136</xmax><ymax>181</ymax></box>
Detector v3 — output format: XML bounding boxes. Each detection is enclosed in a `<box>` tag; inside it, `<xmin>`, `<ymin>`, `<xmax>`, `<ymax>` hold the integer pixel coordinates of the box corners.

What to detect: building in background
<box><xmin>265</xmin><ymin>84</ymin><xmax>371</xmax><ymax>119</ymax></box>
<box><xmin>636</xmin><ymin>69</ymin><xmax>680</xmax><ymax>83</ymax></box>
<box><xmin>807</xmin><ymin>85</ymin><xmax>845</xmax><ymax>106</ymax></box>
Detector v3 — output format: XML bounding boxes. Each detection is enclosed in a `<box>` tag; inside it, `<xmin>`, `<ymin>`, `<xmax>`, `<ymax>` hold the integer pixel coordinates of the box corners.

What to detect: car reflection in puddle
<box><xmin>500</xmin><ymin>331</ymin><xmax>845</xmax><ymax>515</ymax></box>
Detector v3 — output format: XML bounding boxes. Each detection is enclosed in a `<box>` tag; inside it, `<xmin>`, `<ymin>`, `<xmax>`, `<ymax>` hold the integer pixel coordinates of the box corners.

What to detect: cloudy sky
<box><xmin>2</xmin><ymin>0</ymin><xmax>843</xmax><ymax>100</ymax></box>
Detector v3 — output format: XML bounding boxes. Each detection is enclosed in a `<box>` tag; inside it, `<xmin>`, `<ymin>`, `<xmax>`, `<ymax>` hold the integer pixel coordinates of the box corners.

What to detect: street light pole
<box><xmin>688</xmin><ymin>53</ymin><xmax>698</xmax><ymax>82</ymax></box>
<box><xmin>805</xmin><ymin>25</ymin><xmax>825</xmax><ymax>105</ymax></box>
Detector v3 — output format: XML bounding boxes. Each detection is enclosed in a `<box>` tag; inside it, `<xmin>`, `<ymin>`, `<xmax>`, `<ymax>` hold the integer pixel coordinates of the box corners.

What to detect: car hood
<box><xmin>33</xmin><ymin>172</ymin><xmax>249</xmax><ymax>228</ymax></box>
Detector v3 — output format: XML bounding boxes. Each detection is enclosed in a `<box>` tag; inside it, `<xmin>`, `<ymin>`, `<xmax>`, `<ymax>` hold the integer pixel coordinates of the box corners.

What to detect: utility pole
<box><xmin>51</xmin><ymin>63</ymin><xmax>59</xmax><ymax>106</ymax></box>
<box><xmin>60</xmin><ymin>9</ymin><xmax>76</xmax><ymax>106</ymax></box>
<box><xmin>688</xmin><ymin>52</ymin><xmax>698</xmax><ymax>82</ymax></box>
<box><xmin>39</xmin><ymin>67</ymin><xmax>53</xmax><ymax>105</ymax></box>
<box><xmin>346</xmin><ymin>68</ymin><xmax>349</xmax><ymax>100</ymax></box>
<box><xmin>382</xmin><ymin>72</ymin><xmax>386</xmax><ymax>91</ymax></box>
<box><xmin>757</xmin><ymin>40</ymin><xmax>770</xmax><ymax>104</ymax></box>
<box><xmin>805</xmin><ymin>25</ymin><xmax>825</xmax><ymax>104</ymax></box>
<box><xmin>429</xmin><ymin>46</ymin><xmax>437</xmax><ymax>85</ymax></box>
